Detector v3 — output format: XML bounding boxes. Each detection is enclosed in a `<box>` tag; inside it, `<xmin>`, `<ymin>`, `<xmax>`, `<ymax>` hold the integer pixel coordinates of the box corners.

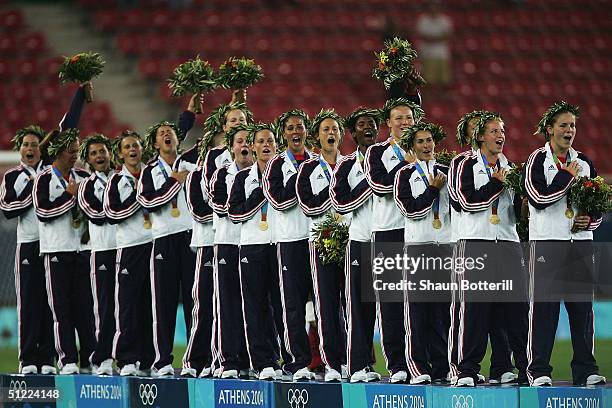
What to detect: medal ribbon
<box><xmin>481</xmin><ymin>153</ymin><xmax>500</xmax><ymax>219</ymax></box>
<box><xmin>550</xmin><ymin>145</ymin><xmax>573</xmax><ymax>217</ymax></box>
<box><xmin>414</xmin><ymin>161</ymin><xmax>440</xmax><ymax>225</ymax></box>
<box><xmin>357</xmin><ymin>150</ymin><xmax>365</xmax><ymax>164</ymax></box>
<box><xmin>21</xmin><ymin>165</ymin><xmax>34</xmax><ymax>179</ymax></box>
<box><xmin>286</xmin><ymin>150</ymin><xmax>308</xmax><ymax>170</ymax></box>
<box><xmin>53</xmin><ymin>166</ymin><xmax>80</xmax><ymax>226</ymax></box>
<box><xmin>389</xmin><ymin>138</ymin><xmax>405</xmax><ymax>162</ymax></box>
<box><xmin>158</xmin><ymin>160</ymin><xmax>178</xmax><ymax>212</ymax></box>
<box><xmin>127</xmin><ymin>173</ymin><xmax>150</xmax><ymax>227</ymax></box>
<box><xmin>319</xmin><ymin>157</ymin><xmax>332</xmax><ymax>182</ymax></box>
<box><xmin>257</xmin><ymin>175</ymin><xmax>268</xmax><ymax>223</ymax></box>
<box><xmin>95</xmin><ymin>173</ymin><xmax>107</xmax><ymax>188</ymax></box>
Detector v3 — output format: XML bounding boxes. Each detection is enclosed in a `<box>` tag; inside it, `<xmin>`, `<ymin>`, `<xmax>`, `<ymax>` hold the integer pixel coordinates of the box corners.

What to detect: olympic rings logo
<box><xmin>139</xmin><ymin>383</ymin><xmax>158</xmax><ymax>405</ymax></box>
<box><xmin>9</xmin><ymin>380</ymin><xmax>27</xmax><ymax>402</ymax></box>
<box><xmin>452</xmin><ymin>395</ymin><xmax>474</xmax><ymax>408</ymax></box>
<box><xmin>287</xmin><ymin>388</ymin><xmax>309</xmax><ymax>408</ymax></box>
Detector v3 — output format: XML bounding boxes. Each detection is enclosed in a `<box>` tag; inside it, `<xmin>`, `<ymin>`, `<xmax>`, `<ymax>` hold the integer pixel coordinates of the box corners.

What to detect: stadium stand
<box><xmin>1</xmin><ymin>1</ymin><xmax>611</xmax><ymax>171</ymax></box>
<box><xmin>0</xmin><ymin>5</ymin><xmax>130</xmax><ymax>149</ymax></box>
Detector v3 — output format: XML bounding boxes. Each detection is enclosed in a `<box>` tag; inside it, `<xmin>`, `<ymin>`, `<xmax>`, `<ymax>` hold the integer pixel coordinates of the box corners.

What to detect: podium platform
<box><xmin>1</xmin><ymin>373</ymin><xmax>611</xmax><ymax>408</ymax></box>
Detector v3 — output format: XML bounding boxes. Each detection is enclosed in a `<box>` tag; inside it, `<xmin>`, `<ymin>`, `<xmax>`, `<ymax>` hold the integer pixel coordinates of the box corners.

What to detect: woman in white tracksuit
<box><xmin>228</xmin><ymin>123</ymin><xmax>285</xmax><ymax>380</ymax></box>
<box><xmin>296</xmin><ymin>109</ymin><xmax>347</xmax><ymax>382</ymax></box>
<box><xmin>104</xmin><ymin>131</ymin><xmax>154</xmax><ymax>376</ymax></box>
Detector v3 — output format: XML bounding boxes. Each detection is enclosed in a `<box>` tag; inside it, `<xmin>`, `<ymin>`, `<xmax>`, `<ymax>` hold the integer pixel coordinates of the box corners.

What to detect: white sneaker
<box><xmin>199</xmin><ymin>367</ymin><xmax>212</xmax><ymax>378</ymax></box>
<box><xmin>586</xmin><ymin>374</ymin><xmax>606</xmax><ymax>386</ymax></box>
<box><xmin>324</xmin><ymin>367</ymin><xmax>341</xmax><ymax>382</ymax></box>
<box><xmin>96</xmin><ymin>359</ymin><xmax>114</xmax><ymax>376</ymax></box>
<box><xmin>531</xmin><ymin>376</ymin><xmax>552</xmax><ymax>387</ymax></box>
<box><xmin>456</xmin><ymin>377</ymin><xmax>475</xmax><ymax>387</ymax></box>
<box><xmin>213</xmin><ymin>367</ymin><xmax>222</xmax><ymax>378</ymax></box>
<box><xmin>120</xmin><ymin>364</ymin><xmax>138</xmax><ymax>376</ymax></box>
<box><xmin>20</xmin><ymin>365</ymin><xmax>37</xmax><ymax>374</ymax></box>
<box><xmin>180</xmin><ymin>367</ymin><xmax>197</xmax><ymax>377</ymax></box>
<box><xmin>221</xmin><ymin>369</ymin><xmax>238</xmax><ymax>379</ymax></box>
<box><xmin>501</xmin><ymin>371</ymin><xmax>518</xmax><ymax>384</ymax></box>
<box><xmin>477</xmin><ymin>373</ymin><xmax>486</xmax><ymax>384</ymax></box>
<box><xmin>259</xmin><ymin>367</ymin><xmax>276</xmax><ymax>380</ymax></box>
<box><xmin>41</xmin><ymin>365</ymin><xmax>57</xmax><ymax>375</ymax></box>
<box><xmin>60</xmin><ymin>363</ymin><xmax>79</xmax><ymax>375</ymax></box>
<box><xmin>151</xmin><ymin>364</ymin><xmax>174</xmax><ymax>377</ymax></box>
<box><xmin>390</xmin><ymin>370</ymin><xmax>407</xmax><ymax>384</ymax></box>
<box><xmin>341</xmin><ymin>364</ymin><xmax>348</xmax><ymax>379</ymax></box>
<box><xmin>366</xmin><ymin>370</ymin><xmax>381</xmax><ymax>382</ymax></box>
<box><xmin>410</xmin><ymin>374</ymin><xmax>432</xmax><ymax>385</ymax></box>
<box><xmin>450</xmin><ymin>375</ymin><xmax>458</xmax><ymax>385</ymax></box>
<box><xmin>292</xmin><ymin>367</ymin><xmax>315</xmax><ymax>381</ymax></box>
<box><xmin>350</xmin><ymin>369</ymin><xmax>368</xmax><ymax>383</ymax></box>
<box><xmin>489</xmin><ymin>371</ymin><xmax>518</xmax><ymax>384</ymax></box>
<box><xmin>275</xmin><ymin>369</ymin><xmax>284</xmax><ymax>380</ymax></box>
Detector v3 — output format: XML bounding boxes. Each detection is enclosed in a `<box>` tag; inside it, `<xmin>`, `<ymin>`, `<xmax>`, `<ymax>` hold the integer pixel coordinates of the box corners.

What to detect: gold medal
<box><xmin>259</xmin><ymin>220</ymin><xmax>269</xmax><ymax>231</ymax></box>
<box><xmin>171</xmin><ymin>207</ymin><xmax>180</xmax><ymax>217</ymax></box>
<box><xmin>144</xmin><ymin>219</ymin><xmax>152</xmax><ymax>229</ymax></box>
<box><xmin>334</xmin><ymin>213</ymin><xmax>343</xmax><ymax>222</ymax></box>
<box><xmin>565</xmin><ymin>208</ymin><xmax>575</xmax><ymax>219</ymax></box>
<box><xmin>72</xmin><ymin>219</ymin><xmax>81</xmax><ymax>229</ymax></box>
<box><xmin>489</xmin><ymin>214</ymin><xmax>500</xmax><ymax>225</ymax></box>
<box><xmin>432</xmin><ymin>219</ymin><xmax>442</xmax><ymax>229</ymax></box>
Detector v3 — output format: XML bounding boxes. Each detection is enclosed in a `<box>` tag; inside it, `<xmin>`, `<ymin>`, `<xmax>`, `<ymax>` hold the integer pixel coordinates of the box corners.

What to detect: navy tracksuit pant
<box><xmin>345</xmin><ymin>240</ymin><xmax>376</xmax><ymax>375</ymax></box>
<box><xmin>239</xmin><ymin>243</ymin><xmax>289</xmax><ymax>371</ymax></box>
<box><xmin>150</xmin><ymin>230</ymin><xmax>196</xmax><ymax>370</ymax></box>
<box><xmin>183</xmin><ymin>245</ymin><xmax>214</xmax><ymax>373</ymax></box>
<box><xmin>214</xmin><ymin>243</ymin><xmax>248</xmax><ymax>371</ymax></box>
<box><xmin>113</xmin><ymin>243</ymin><xmax>154</xmax><ymax>369</ymax></box>
<box><xmin>404</xmin><ymin>243</ymin><xmax>451</xmax><ymax>381</ymax></box>
<box><xmin>455</xmin><ymin>240</ymin><xmax>528</xmax><ymax>383</ymax></box>
<box><xmin>309</xmin><ymin>241</ymin><xmax>346</xmax><ymax>372</ymax></box>
<box><xmin>44</xmin><ymin>251</ymin><xmax>95</xmax><ymax>369</ymax></box>
<box><xmin>527</xmin><ymin>240</ymin><xmax>599</xmax><ymax>385</ymax></box>
<box><xmin>277</xmin><ymin>239</ymin><xmax>312</xmax><ymax>373</ymax></box>
<box><xmin>372</xmin><ymin>228</ymin><xmax>408</xmax><ymax>376</ymax></box>
<box><xmin>89</xmin><ymin>249</ymin><xmax>116</xmax><ymax>366</ymax></box>
<box><xmin>15</xmin><ymin>241</ymin><xmax>54</xmax><ymax>370</ymax></box>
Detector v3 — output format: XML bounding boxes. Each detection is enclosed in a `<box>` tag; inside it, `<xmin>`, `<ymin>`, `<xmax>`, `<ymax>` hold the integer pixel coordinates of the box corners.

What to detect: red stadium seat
<box><xmin>151</xmin><ymin>10</ymin><xmax>173</xmax><ymax>30</ymax></box>
<box><xmin>0</xmin><ymin>9</ymin><xmax>24</xmax><ymax>32</ymax></box>
<box><xmin>0</xmin><ymin>33</ymin><xmax>17</xmax><ymax>54</ymax></box>
<box><xmin>116</xmin><ymin>33</ymin><xmax>139</xmax><ymax>55</ymax></box>
<box><xmin>123</xmin><ymin>10</ymin><xmax>148</xmax><ymax>31</ymax></box>
<box><xmin>15</xmin><ymin>58</ymin><xmax>38</xmax><ymax>78</ymax></box>
<box><xmin>21</xmin><ymin>32</ymin><xmax>46</xmax><ymax>54</ymax></box>
<box><xmin>94</xmin><ymin>10</ymin><xmax>120</xmax><ymax>32</ymax></box>
<box><xmin>138</xmin><ymin>58</ymin><xmax>162</xmax><ymax>79</ymax></box>
<box><xmin>40</xmin><ymin>56</ymin><xmax>63</xmax><ymax>80</ymax></box>
<box><xmin>0</xmin><ymin>59</ymin><xmax>11</xmax><ymax>79</ymax></box>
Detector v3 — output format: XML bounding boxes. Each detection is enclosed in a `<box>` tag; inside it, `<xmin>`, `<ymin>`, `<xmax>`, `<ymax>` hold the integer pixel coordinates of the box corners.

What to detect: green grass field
<box><xmin>1</xmin><ymin>339</ymin><xmax>611</xmax><ymax>380</ymax></box>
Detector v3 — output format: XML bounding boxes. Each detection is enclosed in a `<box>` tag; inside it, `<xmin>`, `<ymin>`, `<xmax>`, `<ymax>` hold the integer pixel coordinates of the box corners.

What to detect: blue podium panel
<box><xmin>212</xmin><ymin>379</ymin><xmax>273</xmax><ymax>408</ymax></box>
<box><xmin>190</xmin><ymin>377</ymin><xmax>213</xmax><ymax>408</ymax></box>
<box><xmin>1</xmin><ymin>373</ymin><xmax>58</xmax><ymax>408</ymax></box>
<box><xmin>274</xmin><ymin>382</ymin><xmax>343</xmax><ymax>408</ymax></box>
<box><xmin>342</xmin><ymin>383</ymin><xmax>428</xmax><ymax>408</ymax></box>
<box><xmin>431</xmin><ymin>386</ymin><xmax>519</xmax><ymax>408</ymax></box>
<box><xmin>71</xmin><ymin>375</ymin><xmax>127</xmax><ymax>408</ymax></box>
<box><xmin>128</xmin><ymin>377</ymin><xmax>189</xmax><ymax>408</ymax></box>
<box><xmin>520</xmin><ymin>386</ymin><xmax>606</xmax><ymax>408</ymax></box>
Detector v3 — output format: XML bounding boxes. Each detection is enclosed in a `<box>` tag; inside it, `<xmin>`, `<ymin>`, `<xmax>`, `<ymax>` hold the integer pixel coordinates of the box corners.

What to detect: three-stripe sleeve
<box><xmin>228</xmin><ymin>169</ymin><xmax>265</xmax><ymax>224</ymax></box>
<box><xmin>329</xmin><ymin>154</ymin><xmax>372</xmax><ymax>215</ymax></box>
